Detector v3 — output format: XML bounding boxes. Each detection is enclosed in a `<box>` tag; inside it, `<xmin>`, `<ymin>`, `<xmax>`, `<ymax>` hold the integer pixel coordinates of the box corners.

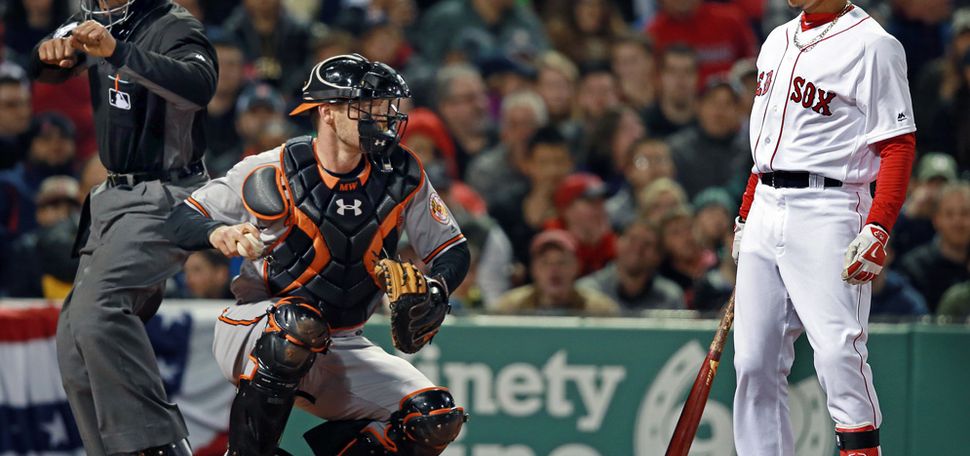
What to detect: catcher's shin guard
<box><xmin>228</xmin><ymin>299</ymin><xmax>331</xmax><ymax>456</ymax></box>
<box><xmin>836</xmin><ymin>424</ymin><xmax>880</xmax><ymax>456</ymax></box>
<box><xmin>310</xmin><ymin>388</ymin><xmax>466</xmax><ymax>456</ymax></box>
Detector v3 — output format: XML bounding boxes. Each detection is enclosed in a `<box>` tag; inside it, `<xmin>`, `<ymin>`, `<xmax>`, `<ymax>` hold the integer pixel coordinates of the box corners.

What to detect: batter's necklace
<box><xmin>793</xmin><ymin>1</ymin><xmax>853</xmax><ymax>52</ymax></box>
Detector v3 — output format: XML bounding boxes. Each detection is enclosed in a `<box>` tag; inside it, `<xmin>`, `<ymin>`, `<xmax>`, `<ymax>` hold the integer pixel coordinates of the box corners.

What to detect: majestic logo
<box><xmin>108</xmin><ymin>89</ymin><xmax>131</xmax><ymax>110</ymax></box>
<box><xmin>755</xmin><ymin>70</ymin><xmax>774</xmax><ymax>97</ymax></box>
<box><xmin>897</xmin><ymin>112</ymin><xmax>908</xmax><ymax>122</ymax></box>
<box><xmin>335</xmin><ymin>198</ymin><xmax>362</xmax><ymax>216</ymax></box>
<box><xmin>429</xmin><ymin>193</ymin><xmax>450</xmax><ymax>224</ymax></box>
<box><xmin>790</xmin><ymin>77</ymin><xmax>836</xmax><ymax>116</ymax></box>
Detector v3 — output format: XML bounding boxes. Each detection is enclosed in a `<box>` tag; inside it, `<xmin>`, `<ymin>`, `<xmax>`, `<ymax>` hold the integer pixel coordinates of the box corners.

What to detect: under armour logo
<box><xmin>336</xmin><ymin>198</ymin><xmax>362</xmax><ymax>216</ymax></box>
<box><xmin>374</xmin><ymin>139</ymin><xmax>386</xmax><ymax>147</ymax></box>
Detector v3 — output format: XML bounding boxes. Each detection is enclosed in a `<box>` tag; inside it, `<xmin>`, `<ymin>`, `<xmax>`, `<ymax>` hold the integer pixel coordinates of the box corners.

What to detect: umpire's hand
<box><xmin>209</xmin><ymin>223</ymin><xmax>265</xmax><ymax>260</ymax></box>
<box><xmin>69</xmin><ymin>20</ymin><xmax>117</xmax><ymax>58</ymax></box>
<box><xmin>37</xmin><ymin>36</ymin><xmax>79</xmax><ymax>68</ymax></box>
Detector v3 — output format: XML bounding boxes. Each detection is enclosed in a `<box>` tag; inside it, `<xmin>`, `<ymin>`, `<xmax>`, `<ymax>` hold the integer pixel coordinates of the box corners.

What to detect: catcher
<box><xmin>164</xmin><ymin>54</ymin><xmax>469</xmax><ymax>455</ymax></box>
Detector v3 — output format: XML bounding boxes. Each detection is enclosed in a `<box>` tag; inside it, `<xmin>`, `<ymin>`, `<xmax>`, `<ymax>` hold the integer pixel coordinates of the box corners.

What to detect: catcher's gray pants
<box><xmin>213</xmin><ymin>302</ymin><xmax>434</xmax><ymax>421</ymax></box>
<box><xmin>57</xmin><ymin>178</ymin><xmax>204</xmax><ymax>454</ymax></box>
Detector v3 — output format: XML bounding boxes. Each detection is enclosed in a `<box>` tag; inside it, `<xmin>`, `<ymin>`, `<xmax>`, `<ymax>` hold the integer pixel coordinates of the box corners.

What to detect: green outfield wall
<box><xmin>279</xmin><ymin>316</ymin><xmax>970</xmax><ymax>455</ymax></box>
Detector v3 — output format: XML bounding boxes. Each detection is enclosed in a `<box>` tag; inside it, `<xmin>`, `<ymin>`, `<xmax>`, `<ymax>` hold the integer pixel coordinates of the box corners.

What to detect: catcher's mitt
<box><xmin>375</xmin><ymin>259</ymin><xmax>450</xmax><ymax>354</ymax></box>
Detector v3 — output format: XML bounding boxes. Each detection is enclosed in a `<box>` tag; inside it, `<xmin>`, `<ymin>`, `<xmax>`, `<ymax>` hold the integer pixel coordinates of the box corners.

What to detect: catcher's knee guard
<box><xmin>321</xmin><ymin>388</ymin><xmax>466</xmax><ymax>456</ymax></box>
<box><xmin>228</xmin><ymin>298</ymin><xmax>331</xmax><ymax>456</ymax></box>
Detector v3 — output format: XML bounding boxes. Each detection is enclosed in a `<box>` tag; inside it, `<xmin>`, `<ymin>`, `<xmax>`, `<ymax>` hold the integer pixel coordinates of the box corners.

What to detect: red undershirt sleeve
<box><xmin>739</xmin><ymin>172</ymin><xmax>760</xmax><ymax>220</ymax></box>
<box><xmin>866</xmin><ymin>132</ymin><xmax>916</xmax><ymax>232</ymax></box>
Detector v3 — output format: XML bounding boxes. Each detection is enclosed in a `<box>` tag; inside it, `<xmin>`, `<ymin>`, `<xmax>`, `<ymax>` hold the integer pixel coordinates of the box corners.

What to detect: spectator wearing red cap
<box><xmin>545</xmin><ymin>172</ymin><xmax>617</xmax><ymax>275</ymax></box>
<box><xmin>495</xmin><ymin>229</ymin><xmax>619</xmax><ymax>316</ymax></box>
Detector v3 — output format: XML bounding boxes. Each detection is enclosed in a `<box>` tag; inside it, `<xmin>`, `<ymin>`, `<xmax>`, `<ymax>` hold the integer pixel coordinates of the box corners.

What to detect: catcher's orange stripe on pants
<box><xmin>213</xmin><ymin>301</ymin><xmax>434</xmax><ymax>421</ymax></box>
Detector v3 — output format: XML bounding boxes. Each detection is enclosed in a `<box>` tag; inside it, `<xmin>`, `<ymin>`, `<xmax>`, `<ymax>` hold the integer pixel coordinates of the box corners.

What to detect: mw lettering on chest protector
<box><xmin>789</xmin><ymin>76</ymin><xmax>837</xmax><ymax>116</ymax></box>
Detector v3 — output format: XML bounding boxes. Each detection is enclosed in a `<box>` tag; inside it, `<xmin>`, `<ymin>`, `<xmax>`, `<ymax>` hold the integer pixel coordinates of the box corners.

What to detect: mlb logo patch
<box><xmin>109</xmin><ymin>88</ymin><xmax>131</xmax><ymax>110</ymax></box>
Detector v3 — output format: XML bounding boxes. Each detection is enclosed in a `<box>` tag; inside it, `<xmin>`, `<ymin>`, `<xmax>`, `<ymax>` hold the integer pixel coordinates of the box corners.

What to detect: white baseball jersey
<box><xmin>748</xmin><ymin>5</ymin><xmax>916</xmax><ymax>183</ymax></box>
<box><xmin>734</xmin><ymin>6</ymin><xmax>911</xmax><ymax>455</ymax></box>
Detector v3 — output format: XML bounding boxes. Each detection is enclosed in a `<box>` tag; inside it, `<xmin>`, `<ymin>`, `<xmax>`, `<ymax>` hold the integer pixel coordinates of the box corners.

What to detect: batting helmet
<box><xmin>290</xmin><ymin>54</ymin><xmax>410</xmax><ymax>173</ymax></box>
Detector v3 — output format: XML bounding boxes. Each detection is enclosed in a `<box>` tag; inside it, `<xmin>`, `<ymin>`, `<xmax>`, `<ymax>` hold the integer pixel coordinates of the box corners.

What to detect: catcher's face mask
<box><xmin>80</xmin><ymin>0</ymin><xmax>135</xmax><ymax>30</ymax></box>
<box><xmin>350</xmin><ymin>97</ymin><xmax>408</xmax><ymax>173</ymax></box>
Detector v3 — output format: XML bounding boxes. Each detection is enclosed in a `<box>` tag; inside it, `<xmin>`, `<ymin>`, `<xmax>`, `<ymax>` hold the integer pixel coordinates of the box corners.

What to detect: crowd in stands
<box><xmin>1</xmin><ymin>0</ymin><xmax>969</xmax><ymax>321</ymax></box>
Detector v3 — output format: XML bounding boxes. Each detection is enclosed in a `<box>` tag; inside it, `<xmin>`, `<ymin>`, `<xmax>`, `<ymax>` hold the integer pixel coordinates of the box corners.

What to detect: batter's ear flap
<box><xmin>242</xmin><ymin>165</ymin><xmax>290</xmax><ymax>222</ymax></box>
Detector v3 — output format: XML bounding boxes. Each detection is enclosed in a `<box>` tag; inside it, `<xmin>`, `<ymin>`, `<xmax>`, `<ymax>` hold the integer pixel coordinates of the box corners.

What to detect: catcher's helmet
<box><xmin>290</xmin><ymin>54</ymin><xmax>410</xmax><ymax>173</ymax></box>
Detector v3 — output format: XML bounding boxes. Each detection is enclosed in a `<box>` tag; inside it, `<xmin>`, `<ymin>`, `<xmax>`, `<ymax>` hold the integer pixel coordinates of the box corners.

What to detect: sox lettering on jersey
<box><xmin>790</xmin><ymin>76</ymin><xmax>836</xmax><ymax>116</ymax></box>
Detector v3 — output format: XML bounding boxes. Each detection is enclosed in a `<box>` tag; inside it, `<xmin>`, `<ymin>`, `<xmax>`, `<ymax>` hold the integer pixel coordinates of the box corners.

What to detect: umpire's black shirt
<box><xmin>28</xmin><ymin>0</ymin><xmax>217</xmax><ymax>174</ymax></box>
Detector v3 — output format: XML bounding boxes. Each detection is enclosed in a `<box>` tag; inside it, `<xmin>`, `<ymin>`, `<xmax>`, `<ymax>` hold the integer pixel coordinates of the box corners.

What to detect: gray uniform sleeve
<box><xmin>404</xmin><ymin>176</ymin><xmax>465</xmax><ymax>264</ymax></box>
<box><xmin>186</xmin><ymin>150</ymin><xmax>279</xmax><ymax>225</ymax></box>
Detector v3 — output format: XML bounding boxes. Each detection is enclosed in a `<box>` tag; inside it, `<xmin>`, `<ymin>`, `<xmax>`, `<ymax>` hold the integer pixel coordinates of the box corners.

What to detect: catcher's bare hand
<box><xmin>70</xmin><ymin>20</ymin><xmax>117</xmax><ymax>58</ymax></box>
<box><xmin>209</xmin><ymin>223</ymin><xmax>264</xmax><ymax>260</ymax></box>
<box><xmin>38</xmin><ymin>37</ymin><xmax>79</xmax><ymax>68</ymax></box>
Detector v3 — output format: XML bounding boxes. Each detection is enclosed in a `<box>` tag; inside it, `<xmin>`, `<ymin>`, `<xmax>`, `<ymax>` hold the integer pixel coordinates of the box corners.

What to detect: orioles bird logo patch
<box><xmin>429</xmin><ymin>193</ymin><xmax>449</xmax><ymax>224</ymax></box>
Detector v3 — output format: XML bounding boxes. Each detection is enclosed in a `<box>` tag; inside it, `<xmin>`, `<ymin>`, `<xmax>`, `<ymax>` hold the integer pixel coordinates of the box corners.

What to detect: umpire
<box><xmin>28</xmin><ymin>0</ymin><xmax>216</xmax><ymax>454</ymax></box>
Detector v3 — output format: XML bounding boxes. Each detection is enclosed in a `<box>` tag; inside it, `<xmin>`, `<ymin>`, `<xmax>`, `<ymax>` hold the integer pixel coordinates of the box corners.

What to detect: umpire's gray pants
<box><xmin>57</xmin><ymin>177</ymin><xmax>204</xmax><ymax>455</ymax></box>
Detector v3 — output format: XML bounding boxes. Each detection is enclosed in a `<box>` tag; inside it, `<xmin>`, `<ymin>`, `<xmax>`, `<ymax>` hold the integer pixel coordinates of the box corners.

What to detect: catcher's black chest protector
<box><xmin>264</xmin><ymin>136</ymin><xmax>423</xmax><ymax>328</ymax></box>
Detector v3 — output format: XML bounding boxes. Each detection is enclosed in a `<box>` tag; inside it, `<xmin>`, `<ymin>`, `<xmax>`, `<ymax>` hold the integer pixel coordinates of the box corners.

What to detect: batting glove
<box><xmin>731</xmin><ymin>217</ymin><xmax>745</xmax><ymax>265</ymax></box>
<box><xmin>841</xmin><ymin>223</ymin><xmax>889</xmax><ymax>285</ymax></box>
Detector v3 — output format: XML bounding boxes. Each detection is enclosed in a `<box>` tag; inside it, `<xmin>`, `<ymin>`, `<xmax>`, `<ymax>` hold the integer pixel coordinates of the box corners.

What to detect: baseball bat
<box><xmin>664</xmin><ymin>292</ymin><xmax>736</xmax><ymax>456</ymax></box>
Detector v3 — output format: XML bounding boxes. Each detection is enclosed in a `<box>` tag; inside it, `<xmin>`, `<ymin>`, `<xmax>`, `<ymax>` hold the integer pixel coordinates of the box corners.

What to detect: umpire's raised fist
<box><xmin>38</xmin><ymin>37</ymin><xmax>79</xmax><ymax>68</ymax></box>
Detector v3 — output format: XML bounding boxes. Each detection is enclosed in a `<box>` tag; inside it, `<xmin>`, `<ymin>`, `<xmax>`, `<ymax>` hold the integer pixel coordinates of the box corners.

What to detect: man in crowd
<box><xmin>2</xmin><ymin>175</ymin><xmax>81</xmax><ymax>298</ymax></box>
<box><xmin>434</xmin><ymin>63</ymin><xmax>495</xmax><ymax>176</ymax></box>
<box><xmin>668</xmin><ymin>79</ymin><xmax>750</xmax><ymax>198</ymax></box>
<box><xmin>0</xmin><ymin>112</ymin><xmax>76</xmax><ymax>244</ymax></box>
<box><xmin>204</xmin><ymin>35</ymin><xmax>246</xmax><ymax>163</ymax></box>
<box><xmin>548</xmin><ymin>172</ymin><xmax>616</xmax><ymax>275</ymax></box>
<box><xmin>490</xmin><ymin>126</ymin><xmax>574</xmax><ymax>265</ymax></box>
<box><xmin>646</xmin><ymin>0</ymin><xmax>757</xmax><ymax>85</ymax></box>
<box><xmin>900</xmin><ymin>182</ymin><xmax>970</xmax><ymax>311</ymax></box>
<box><xmin>643</xmin><ymin>45</ymin><xmax>698</xmax><ymax>138</ymax></box>
<box><xmin>607</xmin><ymin>138</ymin><xmax>677</xmax><ymax>229</ymax></box>
<box><xmin>496</xmin><ymin>229</ymin><xmax>619</xmax><ymax>316</ymax></box>
<box><xmin>611</xmin><ymin>35</ymin><xmax>656</xmax><ymax>112</ymax></box>
<box><xmin>0</xmin><ymin>68</ymin><xmax>32</xmax><ymax>169</ymax></box>
<box><xmin>182</xmin><ymin>250</ymin><xmax>232</xmax><ymax>299</ymax></box>
<box><xmin>892</xmin><ymin>152</ymin><xmax>958</xmax><ymax>257</ymax></box>
<box><xmin>223</xmin><ymin>0</ymin><xmax>309</xmax><ymax>94</ymax></box>
<box><xmin>578</xmin><ymin>217</ymin><xmax>684</xmax><ymax>311</ymax></box>
<box><xmin>418</xmin><ymin>0</ymin><xmax>548</xmax><ymax>64</ymax></box>
<box><xmin>467</xmin><ymin>90</ymin><xmax>547</xmax><ymax>208</ymax></box>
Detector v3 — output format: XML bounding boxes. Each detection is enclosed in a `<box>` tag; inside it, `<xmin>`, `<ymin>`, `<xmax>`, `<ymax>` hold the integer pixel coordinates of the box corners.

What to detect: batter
<box><xmin>731</xmin><ymin>1</ymin><xmax>916</xmax><ymax>455</ymax></box>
